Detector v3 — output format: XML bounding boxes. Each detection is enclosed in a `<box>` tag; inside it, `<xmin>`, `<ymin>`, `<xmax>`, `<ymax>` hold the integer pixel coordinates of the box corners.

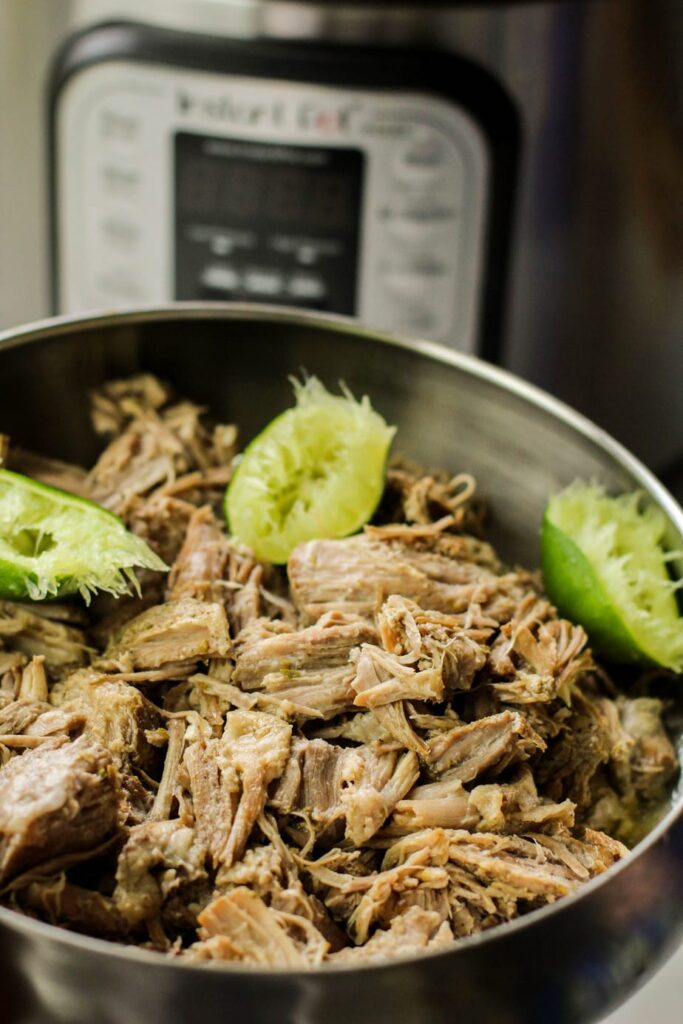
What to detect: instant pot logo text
<box><xmin>176</xmin><ymin>89</ymin><xmax>359</xmax><ymax>133</ymax></box>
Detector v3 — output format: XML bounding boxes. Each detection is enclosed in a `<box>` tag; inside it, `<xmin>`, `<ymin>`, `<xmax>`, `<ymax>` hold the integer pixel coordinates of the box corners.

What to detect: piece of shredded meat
<box><xmin>330</xmin><ymin>905</ymin><xmax>453</xmax><ymax>963</ymax></box>
<box><xmin>0</xmin><ymin>372</ymin><xmax>678</xmax><ymax>968</ymax></box>
<box><xmin>192</xmin><ymin>886</ymin><xmax>327</xmax><ymax>966</ymax></box>
<box><xmin>0</xmin><ymin>736</ymin><xmax>120</xmax><ymax>888</ymax></box>
<box><xmin>102</xmin><ymin>598</ymin><xmax>231</xmax><ymax>672</ymax></box>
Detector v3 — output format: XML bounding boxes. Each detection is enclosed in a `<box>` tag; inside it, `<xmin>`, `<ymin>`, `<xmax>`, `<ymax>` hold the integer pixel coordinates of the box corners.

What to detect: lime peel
<box><xmin>0</xmin><ymin>469</ymin><xmax>168</xmax><ymax>603</ymax></box>
<box><xmin>541</xmin><ymin>482</ymin><xmax>683</xmax><ymax>672</ymax></box>
<box><xmin>226</xmin><ymin>376</ymin><xmax>396</xmax><ymax>564</ymax></box>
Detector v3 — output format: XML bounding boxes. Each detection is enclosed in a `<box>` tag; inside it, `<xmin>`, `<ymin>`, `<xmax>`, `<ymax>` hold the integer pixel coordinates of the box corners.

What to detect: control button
<box><xmin>287</xmin><ymin>275</ymin><xmax>326</xmax><ymax>301</ymax></box>
<box><xmin>392</xmin><ymin>304</ymin><xmax>436</xmax><ymax>335</ymax></box>
<box><xmin>383</xmin><ymin>270</ymin><xmax>430</xmax><ymax>300</ymax></box>
<box><xmin>387</xmin><ymin>201</ymin><xmax>458</xmax><ymax>243</ymax></box>
<box><xmin>201</xmin><ymin>265</ymin><xmax>240</xmax><ymax>293</ymax></box>
<box><xmin>101</xmin><ymin>218</ymin><xmax>140</xmax><ymax>247</ymax></box>
<box><xmin>95</xmin><ymin>268</ymin><xmax>145</xmax><ymax>301</ymax></box>
<box><xmin>394</xmin><ymin>130</ymin><xmax>449</xmax><ymax>185</ymax></box>
<box><xmin>100</xmin><ymin>109</ymin><xmax>139</xmax><ymax>142</ymax></box>
<box><xmin>101</xmin><ymin>165</ymin><xmax>141</xmax><ymax>199</ymax></box>
<box><xmin>382</xmin><ymin>257</ymin><xmax>449</xmax><ymax>299</ymax></box>
<box><xmin>244</xmin><ymin>269</ymin><xmax>284</xmax><ymax>297</ymax></box>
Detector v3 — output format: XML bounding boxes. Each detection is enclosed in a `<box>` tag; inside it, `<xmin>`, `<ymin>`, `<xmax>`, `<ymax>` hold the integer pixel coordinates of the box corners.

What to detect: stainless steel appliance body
<box><xmin>0</xmin><ymin>303</ymin><xmax>682</xmax><ymax>1024</ymax></box>
<box><xmin>0</xmin><ymin>1</ymin><xmax>681</xmax><ymax>467</ymax></box>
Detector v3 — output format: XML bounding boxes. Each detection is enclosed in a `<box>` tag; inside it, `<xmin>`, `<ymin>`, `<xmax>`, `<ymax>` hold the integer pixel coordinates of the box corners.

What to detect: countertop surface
<box><xmin>602</xmin><ymin>941</ymin><xmax>683</xmax><ymax>1023</ymax></box>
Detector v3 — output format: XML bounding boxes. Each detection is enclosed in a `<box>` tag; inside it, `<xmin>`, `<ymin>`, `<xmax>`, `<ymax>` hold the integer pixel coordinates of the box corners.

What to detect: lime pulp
<box><xmin>225</xmin><ymin>377</ymin><xmax>395</xmax><ymax>564</ymax></box>
<box><xmin>541</xmin><ymin>482</ymin><xmax>683</xmax><ymax>671</ymax></box>
<box><xmin>0</xmin><ymin>468</ymin><xmax>167</xmax><ymax>602</ymax></box>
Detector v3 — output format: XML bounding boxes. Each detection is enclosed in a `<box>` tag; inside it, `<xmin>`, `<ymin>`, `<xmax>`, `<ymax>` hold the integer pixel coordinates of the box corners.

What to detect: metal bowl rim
<box><xmin>0</xmin><ymin>300</ymin><xmax>681</xmax><ymax>976</ymax></box>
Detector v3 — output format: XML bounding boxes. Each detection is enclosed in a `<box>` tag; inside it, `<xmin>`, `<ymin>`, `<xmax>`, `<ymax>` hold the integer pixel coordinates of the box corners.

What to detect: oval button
<box><xmin>382</xmin><ymin>256</ymin><xmax>448</xmax><ymax>299</ymax></box>
<box><xmin>393</xmin><ymin>130</ymin><xmax>449</xmax><ymax>186</ymax></box>
<box><xmin>388</xmin><ymin>201</ymin><xmax>458</xmax><ymax>244</ymax></box>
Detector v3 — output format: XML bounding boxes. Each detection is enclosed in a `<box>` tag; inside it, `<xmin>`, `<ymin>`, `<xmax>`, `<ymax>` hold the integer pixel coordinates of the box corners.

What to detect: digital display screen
<box><xmin>178</xmin><ymin>153</ymin><xmax>358</xmax><ymax>232</ymax></box>
<box><xmin>174</xmin><ymin>133</ymin><xmax>364</xmax><ymax>315</ymax></box>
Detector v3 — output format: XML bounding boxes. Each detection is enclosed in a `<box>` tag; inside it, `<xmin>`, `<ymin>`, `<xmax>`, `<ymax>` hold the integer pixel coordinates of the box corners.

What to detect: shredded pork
<box><xmin>0</xmin><ymin>373</ymin><xmax>678</xmax><ymax>967</ymax></box>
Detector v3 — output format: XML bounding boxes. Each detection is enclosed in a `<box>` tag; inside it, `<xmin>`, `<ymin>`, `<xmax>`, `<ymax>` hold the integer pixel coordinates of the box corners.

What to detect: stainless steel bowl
<box><xmin>1</xmin><ymin>304</ymin><xmax>682</xmax><ymax>1024</ymax></box>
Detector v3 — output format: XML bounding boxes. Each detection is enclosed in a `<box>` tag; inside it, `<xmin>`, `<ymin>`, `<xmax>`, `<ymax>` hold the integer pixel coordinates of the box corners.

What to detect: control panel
<box><xmin>175</xmin><ymin>132</ymin><xmax>364</xmax><ymax>313</ymax></box>
<box><xmin>56</xmin><ymin>61</ymin><xmax>489</xmax><ymax>349</ymax></box>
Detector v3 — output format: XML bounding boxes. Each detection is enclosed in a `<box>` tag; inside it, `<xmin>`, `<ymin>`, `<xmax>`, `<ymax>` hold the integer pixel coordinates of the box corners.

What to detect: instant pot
<box><xmin>0</xmin><ymin>0</ymin><xmax>681</xmax><ymax>470</ymax></box>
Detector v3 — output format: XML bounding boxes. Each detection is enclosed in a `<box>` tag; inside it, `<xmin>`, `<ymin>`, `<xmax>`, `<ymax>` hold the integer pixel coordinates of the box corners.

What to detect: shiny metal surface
<box><xmin>0</xmin><ymin>303</ymin><xmax>682</xmax><ymax>1024</ymax></box>
<box><xmin>0</xmin><ymin>0</ymin><xmax>681</xmax><ymax>473</ymax></box>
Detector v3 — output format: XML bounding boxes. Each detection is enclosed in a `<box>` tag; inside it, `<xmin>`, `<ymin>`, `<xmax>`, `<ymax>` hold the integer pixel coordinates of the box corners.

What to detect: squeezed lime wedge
<box><xmin>0</xmin><ymin>469</ymin><xmax>167</xmax><ymax>602</ymax></box>
<box><xmin>225</xmin><ymin>377</ymin><xmax>395</xmax><ymax>563</ymax></box>
<box><xmin>541</xmin><ymin>482</ymin><xmax>683</xmax><ymax>671</ymax></box>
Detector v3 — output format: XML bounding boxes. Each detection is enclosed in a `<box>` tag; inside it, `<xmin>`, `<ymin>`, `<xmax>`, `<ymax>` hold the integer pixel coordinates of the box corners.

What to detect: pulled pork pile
<box><xmin>0</xmin><ymin>375</ymin><xmax>679</xmax><ymax>967</ymax></box>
